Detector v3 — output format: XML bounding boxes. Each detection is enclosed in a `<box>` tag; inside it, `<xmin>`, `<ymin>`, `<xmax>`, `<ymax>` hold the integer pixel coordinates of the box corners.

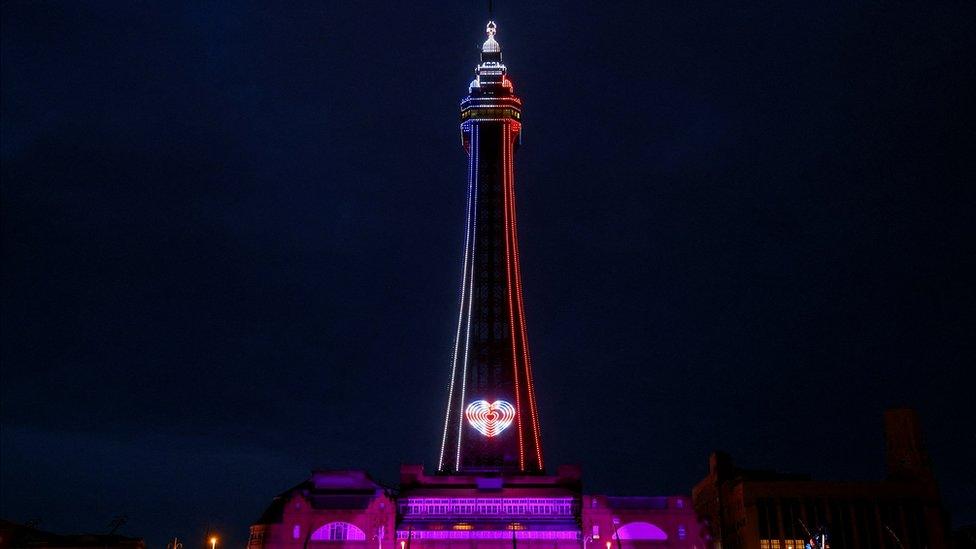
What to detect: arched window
<box><xmin>311</xmin><ymin>522</ymin><xmax>366</xmax><ymax>541</ymax></box>
<box><xmin>616</xmin><ymin>522</ymin><xmax>669</xmax><ymax>541</ymax></box>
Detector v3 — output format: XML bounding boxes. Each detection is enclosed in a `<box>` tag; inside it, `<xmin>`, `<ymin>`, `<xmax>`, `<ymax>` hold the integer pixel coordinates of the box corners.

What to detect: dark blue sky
<box><xmin>2</xmin><ymin>1</ymin><xmax>974</xmax><ymax>547</ymax></box>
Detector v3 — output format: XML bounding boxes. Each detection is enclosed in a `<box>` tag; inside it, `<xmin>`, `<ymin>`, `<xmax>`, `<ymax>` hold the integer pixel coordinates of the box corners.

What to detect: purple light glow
<box><xmin>395</xmin><ymin>531</ymin><xmax>579</xmax><ymax>540</ymax></box>
<box><xmin>615</xmin><ymin>522</ymin><xmax>668</xmax><ymax>541</ymax></box>
<box><xmin>399</xmin><ymin>497</ymin><xmax>575</xmax><ymax>518</ymax></box>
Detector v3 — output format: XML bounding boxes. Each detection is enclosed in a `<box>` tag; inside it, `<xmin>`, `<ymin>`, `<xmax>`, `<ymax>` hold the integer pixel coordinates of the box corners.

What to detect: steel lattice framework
<box><xmin>438</xmin><ymin>22</ymin><xmax>543</xmax><ymax>474</ymax></box>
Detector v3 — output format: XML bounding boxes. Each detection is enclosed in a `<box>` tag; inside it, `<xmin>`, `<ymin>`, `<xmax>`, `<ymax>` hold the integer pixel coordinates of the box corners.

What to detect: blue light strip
<box><xmin>455</xmin><ymin>123</ymin><xmax>479</xmax><ymax>470</ymax></box>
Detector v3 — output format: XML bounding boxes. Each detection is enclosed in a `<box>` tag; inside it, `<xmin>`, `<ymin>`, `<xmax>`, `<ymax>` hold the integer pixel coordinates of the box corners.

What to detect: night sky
<box><xmin>2</xmin><ymin>1</ymin><xmax>975</xmax><ymax>547</ymax></box>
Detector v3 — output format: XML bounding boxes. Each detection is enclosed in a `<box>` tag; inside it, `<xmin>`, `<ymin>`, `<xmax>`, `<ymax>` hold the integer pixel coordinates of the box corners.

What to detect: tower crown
<box><xmin>463</xmin><ymin>22</ymin><xmax>520</xmax><ymax>129</ymax></box>
<box><xmin>469</xmin><ymin>21</ymin><xmax>513</xmax><ymax>94</ymax></box>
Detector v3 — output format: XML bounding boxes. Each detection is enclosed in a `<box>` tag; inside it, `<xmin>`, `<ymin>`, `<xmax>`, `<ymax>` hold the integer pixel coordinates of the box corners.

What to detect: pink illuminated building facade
<box><xmin>248</xmin><ymin>22</ymin><xmax>710</xmax><ymax>549</ymax></box>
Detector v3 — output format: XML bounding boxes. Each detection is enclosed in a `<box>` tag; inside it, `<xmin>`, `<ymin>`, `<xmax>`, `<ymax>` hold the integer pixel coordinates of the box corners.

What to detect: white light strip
<box><xmin>438</xmin><ymin>124</ymin><xmax>478</xmax><ymax>471</ymax></box>
<box><xmin>455</xmin><ymin>123</ymin><xmax>478</xmax><ymax>471</ymax></box>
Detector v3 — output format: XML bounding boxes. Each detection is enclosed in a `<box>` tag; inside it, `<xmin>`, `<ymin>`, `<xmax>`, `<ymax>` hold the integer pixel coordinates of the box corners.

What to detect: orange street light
<box><xmin>209</xmin><ymin>536</ymin><xmax>218</xmax><ymax>549</ymax></box>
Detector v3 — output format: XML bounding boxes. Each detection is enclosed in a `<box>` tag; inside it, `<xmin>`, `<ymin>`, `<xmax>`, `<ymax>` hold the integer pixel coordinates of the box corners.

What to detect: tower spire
<box><xmin>437</xmin><ymin>22</ymin><xmax>541</xmax><ymax>475</ymax></box>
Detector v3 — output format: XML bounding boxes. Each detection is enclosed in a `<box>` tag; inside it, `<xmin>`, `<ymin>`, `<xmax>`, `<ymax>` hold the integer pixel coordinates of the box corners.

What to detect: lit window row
<box><xmin>760</xmin><ymin>540</ymin><xmax>809</xmax><ymax>549</ymax></box>
<box><xmin>461</xmin><ymin>108</ymin><xmax>521</xmax><ymax>121</ymax></box>
<box><xmin>400</xmin><ymin>497</ymin><xmax>574</xmax><ymax>517</ymax></box>
<box><xmin>396</xmin><ymin>530</ymin><xmax>580</xmax><ymax>540</ymax></box>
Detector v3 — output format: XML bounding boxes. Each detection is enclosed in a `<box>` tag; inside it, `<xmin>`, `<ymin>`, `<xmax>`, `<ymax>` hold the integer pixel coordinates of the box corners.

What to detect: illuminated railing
<box><xmin>399</xmin><ymin>497</ymin><xmax>576</xmax><ymax>518</ymax></box>
<box><xmin>460</xmin><ymin>108</ymin><xmax>521</xmax><ymax>122</ymax></box>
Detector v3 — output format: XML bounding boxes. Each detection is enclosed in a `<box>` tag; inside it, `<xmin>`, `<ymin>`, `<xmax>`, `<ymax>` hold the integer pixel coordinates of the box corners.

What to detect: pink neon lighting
<box><xmin>465</xmin><ymin>400</ymin><xmax>515</xmax><ymax>437</ymax></box>
<box><xmin>396</xmin><ymin>531</ymin><xmax>579</xmax><ymax>540</ymax></box>
<box><xmin>615</xmin><ymin>522</ymin><xmax>669</xmax><ymax>541</ymax></box>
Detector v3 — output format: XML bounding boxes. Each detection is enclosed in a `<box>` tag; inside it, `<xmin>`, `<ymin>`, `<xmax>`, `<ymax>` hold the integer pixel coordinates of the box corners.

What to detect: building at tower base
<box><xmin>249</xmin><ymin>467</ymin><xmax>710</xmax><ymax>549</ymax></box>
<box><xmin>248</xmin><ymin>470</ymin><xmax>395</xmax><ymax>549</ymax></box>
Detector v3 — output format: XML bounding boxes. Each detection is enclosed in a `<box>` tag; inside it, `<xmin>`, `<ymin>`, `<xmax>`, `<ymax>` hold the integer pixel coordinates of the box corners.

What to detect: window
<box><xmin>677</xmin><ymin>525</ymin><xmax>687</xmax><ymax>540</ymax></box>
<box><xmin>293</xmin><ymin>526</ymin><xmax>301</xmax><ymax>540</ymax></box>
<box><xmin>311</xmin><ymin>522</ymin><xmax>366</xmax><ymax>541</ymax></box>
<box><xmin>615</xmin><ymin>522</ymin><xmax>668</xmax><ymax>541</ymax></box>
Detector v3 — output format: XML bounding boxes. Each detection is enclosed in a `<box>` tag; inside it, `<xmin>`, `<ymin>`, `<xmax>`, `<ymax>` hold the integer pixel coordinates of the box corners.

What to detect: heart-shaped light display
<box><xmin>465</xmin><ymin>399</ymin><xmax>516</xmax><ymax>438</ymax></box>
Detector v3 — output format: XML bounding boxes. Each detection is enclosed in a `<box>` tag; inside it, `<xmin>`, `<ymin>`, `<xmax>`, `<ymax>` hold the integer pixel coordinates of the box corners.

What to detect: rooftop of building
<box><xmin>254</xmin><ymin>470</ymin><xmax>391</xmax><ymax>525</ymax></box>
<box><xmin>0</xmin><ymin>520</ymin><xmax>146</xmax><ymax>549</ymax></box>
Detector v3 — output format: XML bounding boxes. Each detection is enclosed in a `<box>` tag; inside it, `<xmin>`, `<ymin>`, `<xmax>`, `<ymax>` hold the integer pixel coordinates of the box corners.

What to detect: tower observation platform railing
<box><xmin>460</xmin><ymin>95</ymin><xmax>522</xmax><ymax>150</ymax></box>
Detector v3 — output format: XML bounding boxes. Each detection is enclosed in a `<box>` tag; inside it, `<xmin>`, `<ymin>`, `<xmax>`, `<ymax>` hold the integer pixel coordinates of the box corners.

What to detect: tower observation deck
<box><xmin>438</xmin><ymin>21</ymin><xmax>543</xmax><ymax>475</ymax></box>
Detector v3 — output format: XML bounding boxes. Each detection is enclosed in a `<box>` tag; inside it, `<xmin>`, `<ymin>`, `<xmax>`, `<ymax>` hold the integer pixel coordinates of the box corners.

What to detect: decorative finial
<box><xmin>482</xmin><ymin>20</ymin><xmax>501</xmax><ymax>54</ymax></box>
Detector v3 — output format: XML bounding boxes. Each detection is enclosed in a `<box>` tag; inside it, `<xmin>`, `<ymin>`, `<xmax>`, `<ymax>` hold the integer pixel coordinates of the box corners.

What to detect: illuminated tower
<box><xmin>251</xmin><ymin>22</ymin><xmax>714</xmax><ymax>549</ymax></box>
<box><xmin>438</xmin><ymin>21</ymin><xmax>543</xmax><ymax>474</ymax></box>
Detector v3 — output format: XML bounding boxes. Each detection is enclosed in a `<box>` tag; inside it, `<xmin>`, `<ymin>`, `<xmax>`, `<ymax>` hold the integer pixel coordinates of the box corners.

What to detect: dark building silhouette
<box><xmin>952</xmin><ymin>525</ymin><xmax>976</xmax><ymax>549</ymax></box>
<box><xmin>0</xmin><ymin>520</ymin><xmax>145</xmax><ymax>549</ymax></box>
<box><xmin>692</xmin><ymin>409</ymin><xmax>949</xmax><ymax>549</ymax></box>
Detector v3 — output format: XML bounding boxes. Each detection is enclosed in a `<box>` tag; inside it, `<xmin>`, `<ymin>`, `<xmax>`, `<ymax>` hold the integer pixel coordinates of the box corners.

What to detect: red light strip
<box><xmin>502</xmin><ymin>125</ymin><xmax>526</xmax><ymax>471</ymax></box>
<box><xmin>506</xmin><ymin>123</ymin><xmax>544</xmax><ymax>470</ymax></box>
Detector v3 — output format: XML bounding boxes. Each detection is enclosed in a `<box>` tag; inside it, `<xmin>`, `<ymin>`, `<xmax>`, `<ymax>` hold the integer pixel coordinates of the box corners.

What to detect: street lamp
<box><xmin>373</xmin><ymin>526</ymin><xmax>385</xmax><ymax>549</ymax></box>
<box><xmin>209</xmin><ymin>536</ymin><xmax>218</xmax><ymax>549</ymax></box>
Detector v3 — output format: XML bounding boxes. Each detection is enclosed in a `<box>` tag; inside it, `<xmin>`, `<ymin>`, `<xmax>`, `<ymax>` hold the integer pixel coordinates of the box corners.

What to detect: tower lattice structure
<box><xmin>438</xmin><ymin>21</ymin><xmax>543</xmax><ymax>474</ymax></box>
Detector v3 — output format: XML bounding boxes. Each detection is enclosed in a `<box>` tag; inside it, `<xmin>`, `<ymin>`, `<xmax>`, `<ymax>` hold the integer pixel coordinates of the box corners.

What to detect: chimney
<box><xmin>884</xmin><ymin>408</ymin><xmax>933</xmax><ymax>482</ymax></box>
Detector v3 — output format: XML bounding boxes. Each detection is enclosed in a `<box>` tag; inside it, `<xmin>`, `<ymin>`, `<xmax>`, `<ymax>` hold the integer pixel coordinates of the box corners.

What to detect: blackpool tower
<box><xmin>437</xmin><ymin>21</ymin><xmax>543</xmax><ymax>475</ymax></box>
<box><xmin>249</xmin><ymin>22</ymin><xmax>708</xmax><ymax>549</ymax></box>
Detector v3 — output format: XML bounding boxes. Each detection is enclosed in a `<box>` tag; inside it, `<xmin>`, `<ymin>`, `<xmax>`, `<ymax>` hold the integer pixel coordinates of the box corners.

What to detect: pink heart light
<box><xmin>465</xmin><ymin>399</ymin><xmax>516</xmax><ymax>438</ymax></box>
